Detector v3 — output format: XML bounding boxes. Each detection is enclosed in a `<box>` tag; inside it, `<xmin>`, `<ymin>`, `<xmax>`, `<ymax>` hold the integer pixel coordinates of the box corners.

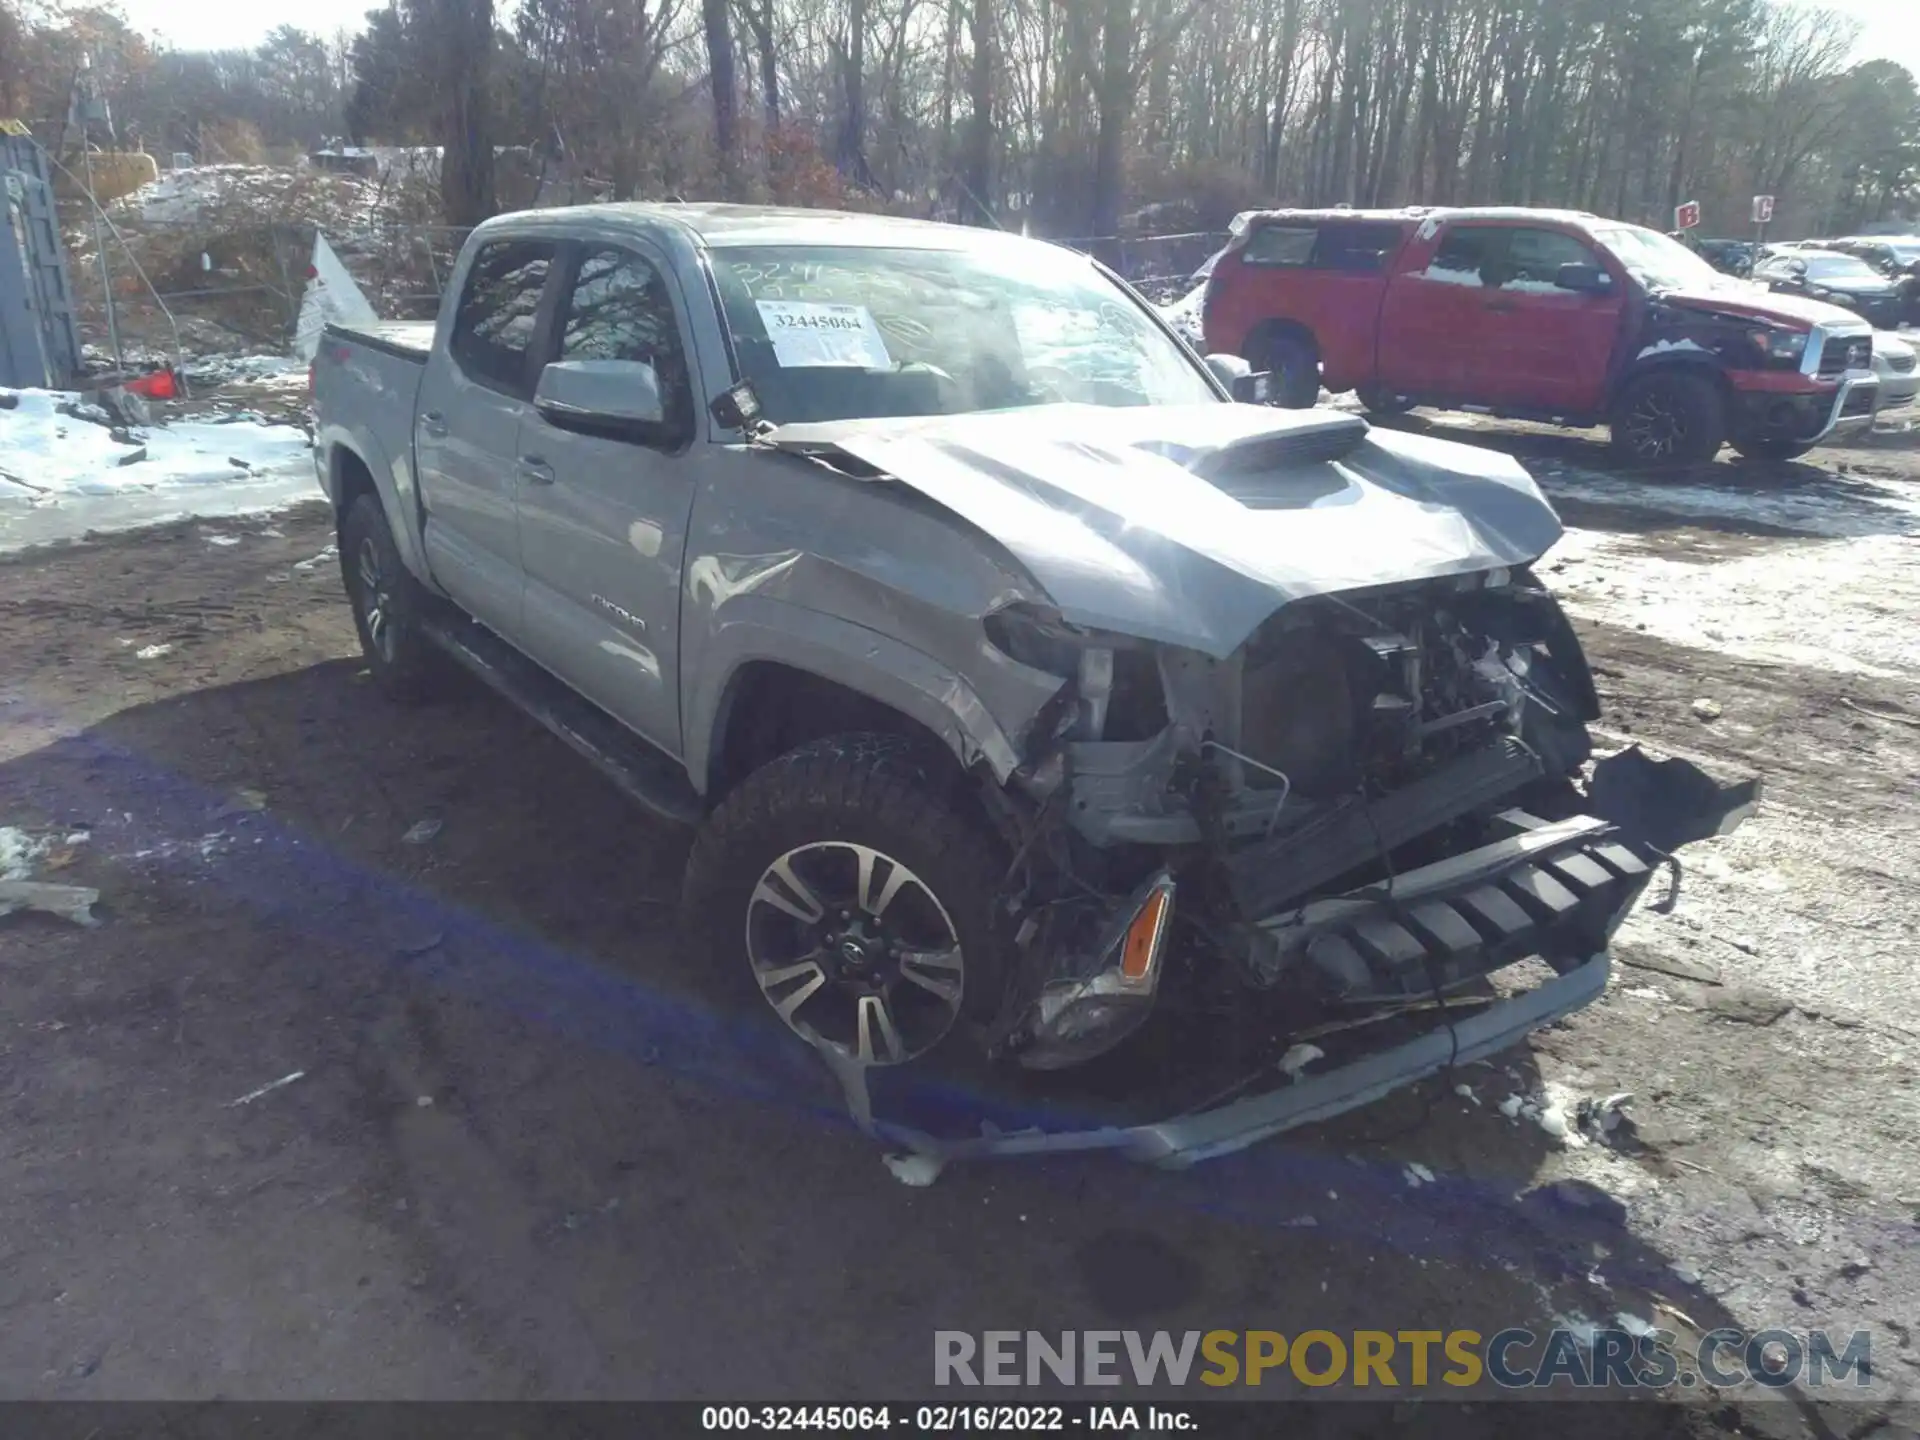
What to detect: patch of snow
<box><xmin>1419</xmin><ymin>264</ymin><xmax>1484</xmax><ymax>288</ymax></box>
<box><xmin>1635</xmin><ymin>338</ymin><xmax>1710</xmax><ymax>359</ymax></box>
<box><xmin>1403</xmin><ymin>1162</ymin><xmax>1436</xmax><ymax>1187</ymax></box>
<box><xmin>181</xmin><ymin>354</ymin><xmax>308</xmax><ymax>390</ymax></box>
<box><xmin>1503</xmin><ymin>279</ymin><xmax>1570</xmax><ymax>295</ymax></box>
<box><xmin>0</xmin><ymin>388</ymin><xmax>320</xmax><ymax>553</ymax></box>
<box><xmin>0</xmin><ymin>826</ymin><xmax>49</xmax><ymax>880</ymax></box>
<box><xmin>135</xmin><ymin>644</ymin><xmax>173</xmax><ymax>660</ymax></box>
<box><xmin>205</xmin><ymin>534</ymin><xmax>241</xmax><ymax>547</ymax></box>
<box><xmin>1156</xmin><ymin>283</ymin><xmax>1207</xmax><ymax>346</ymax></box>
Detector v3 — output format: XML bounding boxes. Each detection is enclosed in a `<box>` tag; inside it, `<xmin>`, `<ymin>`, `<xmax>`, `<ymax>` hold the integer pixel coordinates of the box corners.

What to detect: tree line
<box><xmin>4</xmin><ymin>0</ymin><xmax>1916</xmax><ymax>248</ymax></box>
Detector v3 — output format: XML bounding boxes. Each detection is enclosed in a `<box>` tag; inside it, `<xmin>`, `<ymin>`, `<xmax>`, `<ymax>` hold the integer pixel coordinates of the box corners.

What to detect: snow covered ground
<box><xmin>0</xmin><ymin>387</ymin><xmax>322</xmax><ymax>554</ymax></box>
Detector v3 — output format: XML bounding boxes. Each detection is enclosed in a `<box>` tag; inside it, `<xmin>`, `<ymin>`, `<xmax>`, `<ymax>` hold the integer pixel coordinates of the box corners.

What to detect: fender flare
<box><xmin>684</xmin><ymin>597</ymin><xmax>1028</xmax><ymax>797</ymax></box>
<box><xmin>316</xmin><ymin>421</ymin><xmax>430</xmax><ymax>584</ymax></box>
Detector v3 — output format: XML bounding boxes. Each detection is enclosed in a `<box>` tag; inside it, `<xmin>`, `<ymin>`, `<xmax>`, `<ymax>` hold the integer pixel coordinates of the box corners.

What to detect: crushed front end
<box><xmin>962</xmin><ymin>565</ymin><xmax>1756</xmax><ymax>1167</ymax></box>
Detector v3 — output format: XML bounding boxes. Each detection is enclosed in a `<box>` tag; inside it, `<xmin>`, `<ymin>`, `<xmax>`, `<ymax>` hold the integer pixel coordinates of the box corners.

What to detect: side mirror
<box><xmin>1554</xmin><ymin>262</ymin><xmax>1611</xmax><ymax>294</ymax></box>
<box><xmin>534</xmin><ymin>359</ymin><xmax>666</xmax><ymax>439</ymax></box>
<box><xmin>1204</xmin><ymin>352</ymin><xmax>1272</xmax><ymax>403</ymax></box>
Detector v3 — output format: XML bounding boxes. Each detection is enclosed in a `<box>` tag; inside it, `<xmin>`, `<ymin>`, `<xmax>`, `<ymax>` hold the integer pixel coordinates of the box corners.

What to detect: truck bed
<box><xmin>325</xmin><ymin>320</ymin><xmax>435</xmax><ymax>362</ymax></box>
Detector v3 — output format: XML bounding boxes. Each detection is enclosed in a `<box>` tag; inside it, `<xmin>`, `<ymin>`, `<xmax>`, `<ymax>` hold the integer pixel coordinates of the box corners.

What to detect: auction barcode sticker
<box><xmin>755</xmin><ymin>301</ymin><xmax>892</xmax><ymax>369</ymax></box>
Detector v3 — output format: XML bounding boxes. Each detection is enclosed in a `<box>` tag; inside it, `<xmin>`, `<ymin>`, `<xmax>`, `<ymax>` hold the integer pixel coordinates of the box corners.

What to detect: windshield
<box><xmin>1803</xmin><ymin>254</ymin><xmax>1881</xmax><ymax>281</ymax></box>
<box><xmin>710</xmin><ymin>244</ymin><xmax>1220</xmax><ymax>425</ymax></box>
<box><xmin>1589</xmin><ymin>225</ymin><xmax>1725</xmax><ymax>290</ymax></box>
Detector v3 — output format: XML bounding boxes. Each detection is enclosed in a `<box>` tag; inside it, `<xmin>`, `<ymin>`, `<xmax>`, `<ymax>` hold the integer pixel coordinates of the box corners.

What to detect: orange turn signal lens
<box><xmin>1119</xmin><ymin>884</ymin><xmax>1173</xmax><ymax>982</ymax></box>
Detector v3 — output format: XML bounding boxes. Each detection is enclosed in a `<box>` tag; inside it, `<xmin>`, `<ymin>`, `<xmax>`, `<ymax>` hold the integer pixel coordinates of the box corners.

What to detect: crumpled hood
<box><xmin>1655</xmin><ymin>282</ymin><xmax>1868</xmax><ymax>330</ymax></box>
<box><xmin>769</xmin><ymin>405</ymin><xmax>1562</xmax><ymax>658</ymax></box>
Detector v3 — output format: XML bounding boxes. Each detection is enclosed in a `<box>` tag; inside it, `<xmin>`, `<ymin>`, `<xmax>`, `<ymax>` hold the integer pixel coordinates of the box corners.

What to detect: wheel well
<box><xmin>331</xmin><ymin>446</ymin><xmax>379</xmax><ymax>533</ymax></box>
<box><xmin>708</xmin><ymin>662</ymin><xmax>964</xmax><ymax>800</ymax></box>
<box><xmin>1242</xmin><ymin>318</ymin><xmax>1318</xmax><ymax>366</ymax></box>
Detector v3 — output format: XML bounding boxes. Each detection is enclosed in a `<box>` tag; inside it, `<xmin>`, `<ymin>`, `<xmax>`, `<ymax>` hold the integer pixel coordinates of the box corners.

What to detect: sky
<box><xmin>115</xmin><ymin>0</ymin><xmax>1920</xmax><ymax>77</ymax></box>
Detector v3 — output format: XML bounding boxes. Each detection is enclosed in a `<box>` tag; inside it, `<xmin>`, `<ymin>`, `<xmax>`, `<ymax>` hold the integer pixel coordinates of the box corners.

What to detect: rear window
<box><xmin>1241</xmin><ymin>225</ymin><xmax>1318</xmax><ymax>266</ymax></box>
<box><xmin>1238</xmin><ymin>221</ymin><xmax>1402</xmax><ymax>272</ymax></box>
<box><xmin>450</xmin><ymin>240</ymin><xmax>555</xmax><ymax>396</ymax></box>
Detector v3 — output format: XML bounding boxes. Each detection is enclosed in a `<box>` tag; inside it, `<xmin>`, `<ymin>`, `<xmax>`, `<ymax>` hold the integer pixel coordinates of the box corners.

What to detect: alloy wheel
<box><xmin>356</xmin><ymin>536</ymin><xmax>396</xmax><ymax>663</ymax></box>
<box><xmin>745</xmin><ymin>842</ymin><xmax>965</xmax><ymax>1067</ymax></box>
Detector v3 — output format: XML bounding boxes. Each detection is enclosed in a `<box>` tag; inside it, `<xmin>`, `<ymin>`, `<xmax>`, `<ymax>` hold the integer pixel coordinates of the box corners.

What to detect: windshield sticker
<box><xmin>755</xmin><ymin>300</ymin><xmax>892</xmax><ymax>368</ymax></box>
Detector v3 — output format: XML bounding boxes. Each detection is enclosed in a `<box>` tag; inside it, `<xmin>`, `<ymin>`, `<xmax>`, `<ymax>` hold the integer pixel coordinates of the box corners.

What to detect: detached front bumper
<box><xmin>890</xmin><ymin>817</ymin><xmax>1654</xmax><ymax>1170</ymax></box>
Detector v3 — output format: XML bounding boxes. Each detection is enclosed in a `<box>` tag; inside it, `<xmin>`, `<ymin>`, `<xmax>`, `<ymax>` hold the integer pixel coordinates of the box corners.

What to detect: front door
<box><xmin>514</xmin><ymin>242</ymin><xmax>702</xmax><ymax>757</ymax></box>
<box><xmin>1472</xmin><ymin>226</ymin><xmax>1625</xmax><ymax>414</ymax></box>
<box><xmin>1376</xmin><ymin>223</ymin><xmax>1507</xmax><ymax>402</ymax></box>
<box><xmin>415</xmin><ymin>238</ymin><xmax>557</xmax><ymax>635</ymax></box>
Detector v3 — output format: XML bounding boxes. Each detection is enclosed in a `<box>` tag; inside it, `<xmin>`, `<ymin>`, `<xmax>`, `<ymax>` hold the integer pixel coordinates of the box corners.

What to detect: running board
<box><xmin>420</xmin><ymin>612</ymin><xmax>704</xmax><ymax>827</ymax></box>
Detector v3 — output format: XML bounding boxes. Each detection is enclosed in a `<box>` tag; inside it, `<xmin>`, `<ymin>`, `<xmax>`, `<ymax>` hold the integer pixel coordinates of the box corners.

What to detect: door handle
<box><xmin>419</xmin><ymin>411</ymin><xmax>449</xmax><ymax>439</ymax></box>
<box><xmin>519</xmin><ymin>456</ymin><xmax>555</xmax><ymax>485</ymax></box>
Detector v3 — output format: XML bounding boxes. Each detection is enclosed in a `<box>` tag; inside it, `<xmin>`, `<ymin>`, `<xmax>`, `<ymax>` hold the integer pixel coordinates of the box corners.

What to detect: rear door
<box><xmin>1376</xmin><ymin>222</ymin><xmax>1507</xmax><ymax>400</ymax></box>
<box><xmin>415</xmin><ymin>238</ymin><xmax>558</xmax><ymax>634</ymax></box>
<box><xmin>1471</xmin><ymin>226</ymin><xmax>1625</xmax><ymax>413</ymax></box>
<box><xmin>514</xmin><ymin>241</ymin><xmax>702</xmax><ymax>754</ymax></box>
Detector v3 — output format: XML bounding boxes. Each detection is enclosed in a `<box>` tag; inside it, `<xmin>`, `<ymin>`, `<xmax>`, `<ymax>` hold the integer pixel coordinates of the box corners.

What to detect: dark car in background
<box><xmin>1753</xmin><ymin>248</ymin><xmax>1906</xmax><ymax>329</ymax></box>
<box><xmin>1695</xmin><ymin>239</ymin><xmax>1756</xmax><ymax>277</ymax></box>
<box><xmin>1825</xmin><ymin>236</ymin><xmax>1920</xmax><ymax>324</ymax></box>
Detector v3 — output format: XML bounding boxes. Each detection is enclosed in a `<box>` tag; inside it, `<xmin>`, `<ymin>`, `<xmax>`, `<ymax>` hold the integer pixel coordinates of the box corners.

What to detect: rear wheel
<box><xmin>1609</xmin><ymin>370</ymin><xmax>1727</xmax><ymax>465</ymax></box>
<box><xmin>1253</xmin><ymin>331</ymin><xmax>1322</xmax><ymax>409</ymax></box>
<box><xmin>340</xmin><ymin>494</ymin><xmax>447</xmax><ymax>702</ymax></box>
<box><xmin>683</xmin><ymin>735</ymin><xmax>1008</xmax><ymax>1072</ymax></box>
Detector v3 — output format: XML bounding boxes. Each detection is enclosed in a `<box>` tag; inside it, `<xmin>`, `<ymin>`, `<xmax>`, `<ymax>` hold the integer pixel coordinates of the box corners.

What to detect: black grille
<box><xmin>1842</xmin><ymin>388</ymin><xmax>1876</xmax><ymax>418</ymax></box>
<box><xmin>1819</xmin><ymin>336</ymin><xmax>1872</xmax><ymax>378</ymax></box>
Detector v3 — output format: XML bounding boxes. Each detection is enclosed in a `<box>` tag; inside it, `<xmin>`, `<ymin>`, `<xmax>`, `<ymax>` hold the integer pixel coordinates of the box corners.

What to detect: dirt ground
<box><xmin>1</xmin><ymin>407</ymin><xmax>1918</xmax><ymax>1433</ymax></box>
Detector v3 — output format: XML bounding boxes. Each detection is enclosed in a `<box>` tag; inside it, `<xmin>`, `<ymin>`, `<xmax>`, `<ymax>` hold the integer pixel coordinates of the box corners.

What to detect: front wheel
<box><xmin>1609</xmin><ymin>370</ymin><xmax>1727</xmax><ymax>465</ymax></box>
<box><xmin>1730</xmin><ymin>436</ymin><xmax>1817</xmax><ymax>461</ymax></box>
<box><xmin>682</xmin><ymin>735</ymin><xmax>1008</xmax><ymax>1072</ymax></box>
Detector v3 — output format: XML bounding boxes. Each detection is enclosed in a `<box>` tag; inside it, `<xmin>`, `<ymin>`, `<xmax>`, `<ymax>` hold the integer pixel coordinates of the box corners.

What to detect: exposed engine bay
<box><xmin>979</xmin><ymin>565</ymin><xmax>1673</xmax><ymax>1079</ymax></box>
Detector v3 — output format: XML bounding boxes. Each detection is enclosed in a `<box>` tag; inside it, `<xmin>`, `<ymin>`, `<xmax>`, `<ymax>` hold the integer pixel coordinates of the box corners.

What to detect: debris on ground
<box><xmin>402</xmin><ymin>819</ymin><xmax>443</xmax><ymax>846</ymax></box>
<box><xmin>0</xmin><ymin>880</ymin><xmax>101</xmax><ymax>927</ymax></box>
<box><xmin>1576</xmin><ymin>1092</ymin><xmax>1639</xmax><ymax>1149</ymax></box>
<box><xmin>1277</xmin><ymin>1042</ymin><xmax>1324</xmax><ymax>1080</ymax></box>
<box><xmin>293</xmin><ymin>545</ymin><xmax>338</xmax><ymax>573</ymax></box>
<box><xmin>1691</xmin><ymin>698</ymin><xmax>1723</xmax><ymax>721</ymax></box>
<box><xmin>1703</xmin><ymin>986</ymin><xmax>1792</xmax><ymax>1026</ymax></box>
<box><xmin>1531</xmin><ymin>1178</ymin><xmax>1629</xmax><ymax>1226</ymax></box>
<box><xmin>1403</xmin><ymin>1162</ymin><xmax>1436</xmax><ymax>1187</ymax></box>
<box><xmin>883</xmin><ymin>1152</ymin><xmax>946</xmax><ymax>1187</ymax></box>
<box><xmin>225</xmin><ymin>1070</ymin><xmax>306</xmax><ymax>1107</ymax></box>
<box><xmin>1613</xmin><ymin>939</ymin><xmax>1723</xmax><ymax>985</ymax></box>
<box><xmin>135</xmin><ymin>644</ymin><xmax>173</xmax><ymax>660</ymax></box>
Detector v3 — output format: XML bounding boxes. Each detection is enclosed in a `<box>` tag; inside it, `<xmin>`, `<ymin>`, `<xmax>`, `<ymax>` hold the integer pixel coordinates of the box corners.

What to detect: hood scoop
<box><xmin>1172</xmin><ymin>411</ymin><xmax>1370</xmax><ymax>479</ymax></box>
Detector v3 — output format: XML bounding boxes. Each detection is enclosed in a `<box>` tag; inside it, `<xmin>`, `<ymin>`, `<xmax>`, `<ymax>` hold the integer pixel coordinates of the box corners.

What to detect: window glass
<box><xmin>450</xmin><ymin>241</ymin><xmax>554</xmax><ymax>395</ymax></box>
<box><xmin>1311</xmin><ymin>222</ymin><xmax>1403</xmax><ymax>272</ymax></box>
<box><xmin>709</xmin><ymin>244</ymin><xmax>1218</xmax><ymax>424</ymax></box>
<box><xmin>1242</xmin><ymin>225</ymin><xmax>1318</xmax><ymax>266</ymax></box>
<box><xmin>1501</xmin><ymin>228</ymin><xmax>1604</xmax><ymax>288</ymax></box>
<box><xmin>1425</xmin><ymin>226</ymin><xmax>1504</xmax><ymax>285</ymax></box>
<box><xmin>559</xmin><ymin>247</ymin><xmax>695</xmax><ymax>443</ymax></box>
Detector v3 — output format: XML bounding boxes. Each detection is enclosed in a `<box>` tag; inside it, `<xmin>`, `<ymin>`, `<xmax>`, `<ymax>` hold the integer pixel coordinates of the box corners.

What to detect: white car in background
<box><xmin>1873</xmin><ymin>331</ymin><xmax>1918</xmax><ymax>421</ymax></box>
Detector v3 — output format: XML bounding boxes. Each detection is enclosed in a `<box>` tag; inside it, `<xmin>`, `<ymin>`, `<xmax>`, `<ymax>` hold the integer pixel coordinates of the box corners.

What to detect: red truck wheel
<box><xmin>1609</xmin><ymin>371</ymin><xmax>1726</xmax><ymax>465</ymax></box>
<box><xmin>1253</xmin><ymin>332</ymin><xmax>1322</xmax><ymax>409</ymax></box>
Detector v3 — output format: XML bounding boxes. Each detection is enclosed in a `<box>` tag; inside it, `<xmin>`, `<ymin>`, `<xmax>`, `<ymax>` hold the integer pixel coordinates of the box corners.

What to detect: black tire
<box><xmin>1357</xmin><ymin>387</ymin><xmax>1416</xmax><ymax>416</ymax></box>
<box><xmin>1253</xmin><ymin>331</ymin><xmax>1322</xmax><ymax>409</ymax></box>
<box><xmin>1729</xmin><ymin>436</ymin><xmax>1817</xmax><ymax>461</ymax></box>
<box><xmin>339</xmin><ymin>493</ymin><xmax>447</xmax><ymax>702</ymax></box>
<box><xmin>682</xmin><ymin>734</ymin><xmax>1009</xmax><ymax>1073</ymax></box>
<box><xmin>1609</xmin><ymin>370</ymin><xmax>1727</xmax><ymax>465</ymax></box>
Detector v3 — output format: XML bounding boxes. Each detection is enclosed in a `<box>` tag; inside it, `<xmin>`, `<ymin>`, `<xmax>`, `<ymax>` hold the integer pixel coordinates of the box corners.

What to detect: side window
<box><xmin>450</xmin><ymin>240</ymin><xmax>555</xmax><ymax>397</ymax></box>
<box><xmin>1311</xmin><ymin>222</ymin><xmax>1403</xmax><ymax>273</ymax></box>
<box><xmin>558</xmin><ymin>246</ymin><xmax>695</xmax><ymax>446</ymax></box>
<box><xmin>1242</xmin><ymin>225</ymin><xmax>1318</xmax><ymax>266</ymax></box>
<box><xmin>1500</xmin><ymin>228</ymin><xmax>1605</xmax><ymax>290</ymax></box>
<box><xmin>1425</xmin><ymin>226</ymin><xmax>1504</xmax><ymax>286</ymax></box>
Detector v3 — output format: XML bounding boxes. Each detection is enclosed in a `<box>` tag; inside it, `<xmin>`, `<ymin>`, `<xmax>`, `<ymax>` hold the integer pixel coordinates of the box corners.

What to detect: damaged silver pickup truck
<box><xmin>312</xmin><ymin>203</ymin><xmax>1755</xmax><ymax>1166</ymax></box>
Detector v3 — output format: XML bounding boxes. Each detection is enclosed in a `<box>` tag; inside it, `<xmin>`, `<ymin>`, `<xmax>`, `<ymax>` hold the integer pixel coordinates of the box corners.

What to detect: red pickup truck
<box><xmin>1201</xmin><ymin>207</ymin><xmax>1879</xmax><ymax>463</ymax></box>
